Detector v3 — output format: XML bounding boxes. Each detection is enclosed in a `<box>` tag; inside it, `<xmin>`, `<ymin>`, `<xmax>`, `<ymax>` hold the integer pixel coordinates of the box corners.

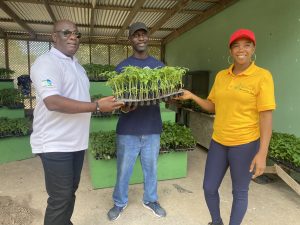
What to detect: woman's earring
<box><xmin>251</xmin><ymin>53</ymin><xmax>256</xmax><ymax>62</ymax></box>
<box><xmin>227</xmin><ymin>55</ymin><xmax>233</xmax><ymax>64</ymax></box>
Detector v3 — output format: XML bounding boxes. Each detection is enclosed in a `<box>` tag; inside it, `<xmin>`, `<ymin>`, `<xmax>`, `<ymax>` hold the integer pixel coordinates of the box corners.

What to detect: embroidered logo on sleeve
<box><xmin>41</xmin><ymin>79</ymin><xmax>54</xmax><ymax>88</ymax></box>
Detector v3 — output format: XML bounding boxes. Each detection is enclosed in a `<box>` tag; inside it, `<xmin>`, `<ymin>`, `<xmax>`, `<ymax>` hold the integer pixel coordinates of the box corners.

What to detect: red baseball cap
<box><xmin>229</xmin><ymin>29</ymin><xmax>256</xmax><ymax>47</ymax></box>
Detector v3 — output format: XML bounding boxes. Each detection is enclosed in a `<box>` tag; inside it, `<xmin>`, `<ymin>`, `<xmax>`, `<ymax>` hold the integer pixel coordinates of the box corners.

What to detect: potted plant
<box><xmin>0</xmin><ymin>68</ymin><xmax>15</xmax><ymax>90</ymax></box>
<box><xmin>88</xmin><ymin>122</ymin><xmax>196</xmax><ymax>189</ymax></box>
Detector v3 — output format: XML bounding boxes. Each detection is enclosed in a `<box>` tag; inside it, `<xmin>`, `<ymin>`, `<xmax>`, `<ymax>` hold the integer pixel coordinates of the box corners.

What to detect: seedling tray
<box><xmin>92</xmin><ymin>110</ymin><xmax>120</xmax><ymax>117</ymax></box>
<box><xmin>117</xmin><ymin>90</ymin><xmax>184</xmax><ymax>106</ymax></box>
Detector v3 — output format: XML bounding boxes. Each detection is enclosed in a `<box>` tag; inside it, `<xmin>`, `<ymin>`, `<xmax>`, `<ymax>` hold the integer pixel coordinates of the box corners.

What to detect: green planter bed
<box><xmin>0</xmin><ymin>136</ymin><xmax>34</xmax><ymax>164</ymax></box>
<box><xmin>161</xmin><ymin>106</ymin><xmax>175</xmax><ymax>122</ymax></box>
<box><xmin>0</xmin><ymin>79</ymin><xmax>14</xmax><ymax>90</ymax></box>
<box><xmin>88</xmin><ymin>149</ymin><xmax>187</xmax><ymax>189</ymax></box>
<box><xmin>90</xmin><ymin>81</ymin><xmax>112</xmax><ymax>96</ymax></box>
<box><xmin>0</xmin><ymin>107</ymin><xmax>24</xmax><ymax>118</ymax></box>
<box><xmin>88</xmin><ymin>102</ymin><xmax>180</xmax><ymax>189</ymax></box>
<box><xmin>90</xmin><ymin>117</ymin><xmax>118</xmax><ymax>132</ymax></box>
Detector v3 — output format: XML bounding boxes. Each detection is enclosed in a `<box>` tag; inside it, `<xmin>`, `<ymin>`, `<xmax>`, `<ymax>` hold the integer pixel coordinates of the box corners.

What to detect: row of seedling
<box><xmin>105</xmin><ymin>66</ymin><xmax>187</xmax><ymax>105</ymax></box>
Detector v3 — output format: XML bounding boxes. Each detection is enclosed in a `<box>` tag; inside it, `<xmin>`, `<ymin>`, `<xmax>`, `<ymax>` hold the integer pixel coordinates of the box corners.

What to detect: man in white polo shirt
<box><xmin>30</xmin><ymin>19</ymin><xmax>123</xmax><ymax>225</ymax></box>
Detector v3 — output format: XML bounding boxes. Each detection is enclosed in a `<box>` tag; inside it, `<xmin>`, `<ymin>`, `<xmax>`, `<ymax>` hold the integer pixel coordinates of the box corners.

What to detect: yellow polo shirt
<box><xmin>208</xmin><ymin>62</ymin><xmax>276</xmax><ymax>146</ymax></box>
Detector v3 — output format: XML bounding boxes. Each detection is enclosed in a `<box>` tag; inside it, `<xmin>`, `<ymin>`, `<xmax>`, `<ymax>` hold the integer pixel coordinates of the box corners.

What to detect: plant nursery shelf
<box><xmin>265</xmin><ymin>164</ymin><xmax>300</xmax><ymax>195</ymax></box>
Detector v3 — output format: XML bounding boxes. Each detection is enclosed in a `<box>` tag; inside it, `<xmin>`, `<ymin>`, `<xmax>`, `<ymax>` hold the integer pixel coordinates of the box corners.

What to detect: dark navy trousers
<box><xmin>203</xmin><ymin>139</ymin><xmax>259</xmax><ymax>225</ymax></box>
<box><xmin>39</xmin><ymin>150</ymin><xmax>85</xmax><ymax>225</ymax></box>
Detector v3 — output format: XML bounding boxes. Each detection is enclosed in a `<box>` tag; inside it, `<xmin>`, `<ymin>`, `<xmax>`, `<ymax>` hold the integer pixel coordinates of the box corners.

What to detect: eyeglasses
<box><xmin>55</xmin><ymin>30</ymin><xmax>82</xmax><ymax>39</ymax></box>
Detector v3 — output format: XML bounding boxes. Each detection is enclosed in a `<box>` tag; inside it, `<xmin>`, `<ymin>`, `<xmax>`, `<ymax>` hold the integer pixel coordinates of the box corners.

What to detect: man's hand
<box><xmin>96</xmin><ymin>96</ymin><xmax>124</xmax><ymax>112</ymax></box>
<box><xmin>250</xmin><ymin>151</ymin><xmax>267</xmax><ymax>179</ymax></box>
<box><xmin>120</xmin><ymin>105</ymin><xmax>137</xmax><ymax>113</ymax></box>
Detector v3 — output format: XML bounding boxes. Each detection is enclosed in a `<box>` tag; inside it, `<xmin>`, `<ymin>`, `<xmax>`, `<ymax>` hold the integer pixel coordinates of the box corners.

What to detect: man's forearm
<box><xmin>44</xmin><ymin>95</ymin><xmax>96</xmax><ymax>114</ymax></box>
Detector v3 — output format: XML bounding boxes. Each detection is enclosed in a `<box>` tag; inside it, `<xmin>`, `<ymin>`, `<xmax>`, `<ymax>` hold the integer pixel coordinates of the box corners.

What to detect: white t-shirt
<box><xmin>30</xmin><ymin>47</ymin><xmax>91</xmax><ymax>153</ymax></box>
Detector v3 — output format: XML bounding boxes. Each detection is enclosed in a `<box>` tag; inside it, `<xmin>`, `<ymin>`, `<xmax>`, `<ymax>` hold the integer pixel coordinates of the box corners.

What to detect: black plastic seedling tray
<box><xmin>117</xmin><ymin>90</ymin><xmax>184</xmax><ymax>106</ymax></box>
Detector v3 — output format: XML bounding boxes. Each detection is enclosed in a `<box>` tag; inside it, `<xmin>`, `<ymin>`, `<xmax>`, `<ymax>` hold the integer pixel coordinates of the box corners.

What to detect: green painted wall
<box><xmin>165</xmin><ymin>0</ymin><xmax>300</xmax><ymax>135</ymax></box>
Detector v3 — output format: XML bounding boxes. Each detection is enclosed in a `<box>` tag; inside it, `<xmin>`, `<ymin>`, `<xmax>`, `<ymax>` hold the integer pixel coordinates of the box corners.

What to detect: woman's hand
<box><xmin>175</xmin><ymin>89</ymin><xmax>194</xmax><ymax>100</ymax></box>
<box><xmin>249</xmin><ymin>151</ymin><xmax>267</xmax><ymax>179</ymax></box>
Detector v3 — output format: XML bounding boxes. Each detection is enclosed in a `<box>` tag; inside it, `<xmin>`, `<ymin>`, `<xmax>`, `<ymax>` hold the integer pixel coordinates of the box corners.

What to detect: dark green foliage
<box><xmin>160</xmin><ymin>121</ymin><xmax>196</xmax><ymax>152</ymax></box>
<box><xmin>181</xmin><ymin>99</ymin><xmax>203</xmax><ymax>112</ymax></box>
<box><xmin>0</xmin><ymin>88</ymin><xmax>23</xmax><ymax>108</ymax></box>
<box><xmin>0</xmin><ymin>117</ymin><xmax>31</xmax><ymax>138</ymax></box>
<box><xmin>90</xmin><ymin>122</ymin><xmax>196</xmax><ymax>160</ymax></box>
<box><xmin>0</xmin><ymin>68</ymin><xmax>15</xmax><ymax>79</ymax></box>
<box><xmin>82</xmin><ymin>64</ymin><xmax>115</xmax><ymax>81</ymax></box>
<box><xmin>269</xmin><ymin>131</ymin><xmax>300</xmax><ymax>167</ymax></box>
<box><xmin>90</xmin><ymin>131</ymin><xmax>116</xmax><ymax>160</ymax></box>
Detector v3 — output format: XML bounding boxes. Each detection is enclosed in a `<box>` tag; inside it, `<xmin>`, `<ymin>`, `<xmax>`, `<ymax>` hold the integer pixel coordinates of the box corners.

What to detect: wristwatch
<box><xmin>95</xmin><ymin>101</ymin><xmax>101</xmax><ymax>113</ymax></box>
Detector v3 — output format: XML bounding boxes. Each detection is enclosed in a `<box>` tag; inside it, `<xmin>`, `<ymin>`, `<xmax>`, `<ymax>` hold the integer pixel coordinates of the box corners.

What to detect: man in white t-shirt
<box><xmin>30</xmin><ymin>19</ymin><xmax>123</xmax><ymax>225</ymax></box>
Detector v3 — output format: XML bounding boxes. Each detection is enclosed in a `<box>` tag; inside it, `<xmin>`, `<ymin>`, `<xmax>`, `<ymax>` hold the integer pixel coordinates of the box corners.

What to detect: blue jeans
<box><xmin>203</xmin><ymin>139</ymin><xmax>259</xmax><ymax>225</ymax></box>
<box><xmin>113</xmin><ymin>134</ymin><xmax>160</xmax><ymax>207</ymax></box>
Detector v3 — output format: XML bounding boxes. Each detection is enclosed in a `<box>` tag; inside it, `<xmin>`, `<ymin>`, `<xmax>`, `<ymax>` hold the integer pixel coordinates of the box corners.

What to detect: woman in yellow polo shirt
<box><xmin>179</xmin><ymin>29</ymin><xmax>276</xmax><ymax>225</ymax></box>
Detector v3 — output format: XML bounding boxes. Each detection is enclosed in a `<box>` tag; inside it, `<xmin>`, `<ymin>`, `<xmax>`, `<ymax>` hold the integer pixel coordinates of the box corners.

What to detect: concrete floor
<box><xmin>1</xmin><ymin>147</ymin><xmax>300</xmax><ymax>225</ymax></box>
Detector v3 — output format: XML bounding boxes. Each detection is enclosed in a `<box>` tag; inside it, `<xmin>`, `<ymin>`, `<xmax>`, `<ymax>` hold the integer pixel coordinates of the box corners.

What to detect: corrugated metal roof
<box><xmin>77</xmin><ymin>26</ymin><xmax>90</xmax><ymax>35</ymax></box>
<box><xmin>94</xmin><ymin>9</ymin><xmax>129</xmax><ymax>26</ymax></box>
<box><xmin>162</xmin><ymin>13</ymin><xmax>196</xmax><ymax>29</ymax></box>
<box><xmin>151</xmin><ymin>30</ymin><xmax>173</xmax><ymax>39</ymax></box>
<box><xmin>1</xmin><ymin>22</ymin><xmax>23</xmax><ymax>32</ymax></box>
<box><xmin>184</xmin><ymin>1</ymin><xmax>215</xmax><ymax>10</ymax></box>
<box><xmin>133</xmin><ymin>11</ymin><xmax>166</xmax><ymax>27</ymax></box>
<box><xmin>0</xmin><ymin>8</ymin><xmax>10</xmax><ymax>19</ymax></box>
<box><xmin>28</xmin><ymin>24</ymin><xmax>53</xmax><ymax>34</ymax></box>
<box><xmin>52</xmin><ymin>6</ymin><xmax>91</xmax><ymax>25</ymax></box>
<box><xmin>143</xmin><ymin>0</ymin><xmax>177</xmax><ymax>9</ymax></box>
<box><xmin>93</xmin><ymin>27</ymin><xmax>119</xmax><ymax>37</ymax></box>
<box><xmin>99</xmin><ymin>0</ymin><xmax>136</xmax><ymax>7</ymax></box>
<box><xmin>6</xmin><ymin>2</ymin><xmax>52</xmax><ymax>22</ymax></box>
<box><xmin>0</xmin><ymin>0</ymin><xmax>238</xmax><ymax>44</ymax></box>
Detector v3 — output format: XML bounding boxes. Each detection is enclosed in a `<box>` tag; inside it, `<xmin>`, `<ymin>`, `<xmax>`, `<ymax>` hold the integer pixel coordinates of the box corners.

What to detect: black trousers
<box><xmin>39</xmin><ymin>150</ymin><xmax>85</xmax><ymax>225</ymax></box>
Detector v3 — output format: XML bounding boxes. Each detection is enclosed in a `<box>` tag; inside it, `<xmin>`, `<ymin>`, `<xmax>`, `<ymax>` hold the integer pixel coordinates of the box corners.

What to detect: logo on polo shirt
<box><xmin>234</xmin><ymin>83</ymin><xmax>254</xmax><ymax>95</ymax></box>
<box><xmin>41</xmin><ymin>79</ymin><xmax>54</xmax><ymax>88</ymax></box>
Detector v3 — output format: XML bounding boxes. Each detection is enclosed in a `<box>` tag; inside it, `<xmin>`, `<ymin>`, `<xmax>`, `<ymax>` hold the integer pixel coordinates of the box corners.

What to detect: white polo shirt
<box><xmin>30</xmin><ymin>47</ymin><xmax>91</xmax><ymax>153</ymax></box>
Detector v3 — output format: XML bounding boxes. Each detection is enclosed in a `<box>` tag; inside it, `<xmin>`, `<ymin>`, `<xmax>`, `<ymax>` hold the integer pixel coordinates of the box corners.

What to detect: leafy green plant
<box><xmin>0</xmin><ymin>117</ymin><xmax>31</xmax><ymax>138</ymax></box>
<box><xmin>269</xmin><ymin>131</ymin><xmax>300</xmax><ymax>168</ymax></box>
<box><xmin>0</xmin><ymin>68</ymin><xmax>15</xmax><ymax>79</ymax></box>
<box><xmin>0</xmin><ymin>88</ymin><xmax>23</xmax><ymax>108</ymax></box>
<box><xmin>160</xmin><ymin>122</ymin><xmax>196</xmax><ymax>152</ymax></box>
<box><xmin>90</xmin><ymin>122</ymin><xmax>196</xmax><ymax>160</ymax></box>
<box><xmin>90</xmin><ymin>131</ymin><xmax>116</xmax><ymax>160</ymax></box>
<box><xmin>106</xmin><ymin>66</ymin><xmax>188</xmax><ymax>101</ymax></box>
<box><xmin>82</xmin><ymin>64</ymin><xmax>115</xmax><ymax>81</ymax></box>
